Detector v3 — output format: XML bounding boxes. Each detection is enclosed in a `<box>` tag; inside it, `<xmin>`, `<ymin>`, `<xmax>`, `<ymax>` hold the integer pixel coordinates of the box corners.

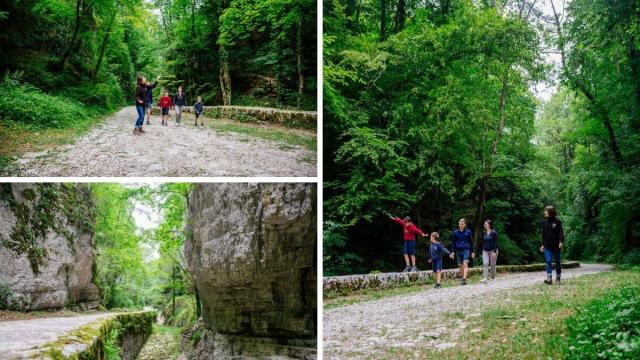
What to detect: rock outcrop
<box><xmin>186</xmin><ymin>183</ymin><xmax>316</xmax><ymax>359</ymax></box>
<box><xmin>0</xmin><ymin>183</ymin><xmax>99</xmax><ymax>310</ymax></box>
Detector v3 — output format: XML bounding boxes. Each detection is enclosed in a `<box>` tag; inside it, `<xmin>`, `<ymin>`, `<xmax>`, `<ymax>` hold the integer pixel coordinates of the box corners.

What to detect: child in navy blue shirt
<box><xmin>428</xmin><ymin>232</ymin><xmax>454</xmax><ymax>288</ymax></box>
<box><xmin>194</xmin><ymin>96</ymin><xmax>204</xmax><ymax>126</ymax></box>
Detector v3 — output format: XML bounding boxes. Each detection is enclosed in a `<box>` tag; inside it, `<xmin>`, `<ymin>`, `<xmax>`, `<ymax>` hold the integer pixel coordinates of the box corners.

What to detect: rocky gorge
<box><xmin>185</xmin><ymin>183</ymin><xmax>317</xmax><ymax>359</ymax></box>
<box><xmin>0</xmin><ymin>183</ymin><xmax>99</xmax><ymax>311</ymax></box>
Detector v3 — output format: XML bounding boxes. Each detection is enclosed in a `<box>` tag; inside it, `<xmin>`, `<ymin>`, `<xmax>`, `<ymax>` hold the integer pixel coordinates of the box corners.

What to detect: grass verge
<box><xmin>207</xmin><ymin>121</ymin><xmax>317</xmax><ymax>152</ymax></box>
<box><xmin>377</xmin><ymin>269</ymin><xmax>640</xmax><ymax>359</ymax></box>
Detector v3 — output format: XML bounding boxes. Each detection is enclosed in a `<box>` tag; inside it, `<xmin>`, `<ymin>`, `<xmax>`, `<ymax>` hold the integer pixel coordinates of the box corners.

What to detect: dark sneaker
<box><xmin>462</xmin><ymin>279</ymin><xmax>467</xmax><ymax>285</ymax></box>
<box><xmin>402</xmin><ymin>266</ymin><xmax>411</xmax><ymax>273</ymax></box>
<box><xmin>555</xmin><ymin>279</ymin><xmax>561</xmax><ymax>285</ymax></box>
<box><xmin>146</xmin><ymin>121</ymin><xmax>150</xmax><ymax>125</ymax></box>
<box><xmin>411</xmin><ymin>267</ymin><xmax>418</xmax><ymax>272</ymax></box>
<box><xmin>434</xmin><ymin>283</ymin><xmax>441</xmax><ymax>289</ymax></box>
<box><xmin>544</xmin><ymin>279</ymin><xmax>552</xmax><ymax>285</ymax></box>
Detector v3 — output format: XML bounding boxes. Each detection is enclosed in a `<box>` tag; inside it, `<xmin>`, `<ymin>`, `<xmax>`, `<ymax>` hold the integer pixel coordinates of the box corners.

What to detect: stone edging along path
<box><xmin>323</xmin><ymin>262</ymin><xmax>581</xmax><ymax>293</ymax></box>
<box><xmin>4</xmin><ymin>310</ymin><xmax>156</xmax><ymax>359</ymax></box>
<box><xmin>152</xmin><ymin>105</ymin><xmax>317</xmax><ymax>129</ymax></box>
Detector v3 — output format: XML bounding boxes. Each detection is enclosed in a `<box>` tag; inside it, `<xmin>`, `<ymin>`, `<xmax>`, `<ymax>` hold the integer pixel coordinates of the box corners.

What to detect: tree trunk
<box><xmin>92</xmin><ymin>13</ymin><xmax>116</xmax><ymax>79</ymax></box>
<box><xmin>189</xmin><ymin>0</ymin><xmax>196</xmax><ymax>91</ymax></box>
<box><xmin>550</xmin><ymin>0</ymin><xmax>622</xmax><ymax>163</ymax></box>
<box><xmin>379</xmin><ymin>0</ymin><xmax>386</xmax><ymax>41</ymax></box>
<box><xmin>395</xmin><ymin>0</ymin><xmax>405</xmax><ymax>33</ymax></box>
<box><xmin>473</xmin><ymin>73</ymin><xmax>509</xmax><ymax>249</ymax></box>
<box><xmin>219</xmin><ymin>46</ymin><xmax>232</xmax><ymax>105</ymax></box>
<box><xmin>172</xmin><ymin>265</ymin><xmax>177</xmax><ymax>318</ymax></box>
<box><xmin>57</xmin><ymin>0</ymin><xmax>83</xmax><ymax>70</ymax></box>
<box><xmin>296</xmin><ymin>18</ymin><xmax>304</xmax><ymax>108</ymax></box>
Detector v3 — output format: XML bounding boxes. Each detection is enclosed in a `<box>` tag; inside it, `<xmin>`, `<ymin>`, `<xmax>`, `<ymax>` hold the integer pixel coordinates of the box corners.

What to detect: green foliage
<box><xmin>566</xmin><ymin>285</ymin><xmax>640</xmax><ymax>359</ymax></box>
<box><xmin>0</xmin><ymin>74</ymin><xmax>95</xmax><ymax>129</ymax></box>
<box><xmin>104</xmin><ymin>327</ymin><xmax>122</xmax><ymax>360</ymax></box>
<box><xmin>324</xmin><ymin>0</ymin><xmax>549</xmax><ymax>274</ymax></box>
<box><xmin>0</xmin><ymin>184</ymin><xmax>95</xmax><ymax>275</ymax></box>
<box><xmin>91</xmin><ymin>184</ymin><xmax>147</xmax><ymax>309</ymax></box>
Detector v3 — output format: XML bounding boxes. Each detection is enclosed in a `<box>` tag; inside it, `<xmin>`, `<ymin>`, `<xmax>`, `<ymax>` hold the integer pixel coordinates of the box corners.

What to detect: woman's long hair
<box><xmin>484</xmin><ymin>219</ymin><xmax>493</xmax><ymax>230</ymax></box>
<box><xmin>545</xmin><ymin>205</ymin><xmax>557</xmax><ymax>218</ymax></box>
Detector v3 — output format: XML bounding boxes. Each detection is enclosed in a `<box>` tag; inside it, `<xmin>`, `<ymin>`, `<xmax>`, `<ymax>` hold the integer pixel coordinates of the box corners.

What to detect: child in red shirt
<box><xmin>159</xmin><ymin>91</ymin><xmax>172</xmax><ymax>126</ymax></box>
<box><xmin>389</xmin><ymin>215</ymin><xmax>428</xmax><ymax>272</ymax></box>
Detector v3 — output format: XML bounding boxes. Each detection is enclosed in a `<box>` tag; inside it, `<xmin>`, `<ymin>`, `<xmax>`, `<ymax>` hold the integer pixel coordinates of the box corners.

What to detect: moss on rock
<box><xmin>0</xmin><ymin>184</ymin><xmax>96</xmax><ymax>275</ymax></box>
<box><xmin>30</xmin><ymin>310</ymin><xmax>156</xmax><ymax>359</ymax></box>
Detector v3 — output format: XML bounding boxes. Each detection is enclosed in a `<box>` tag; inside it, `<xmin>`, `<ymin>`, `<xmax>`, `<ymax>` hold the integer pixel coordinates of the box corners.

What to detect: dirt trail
<box><xmin>323</xmin><ymin>263</ymin><xmax>613</xmax><ymax>359</ymax></box>
<box><xmin>12</xmin><ymin>106</ymin><xmax>316</xmax><ymax>177</ymax></box>
<box><xmin>0</xmin><ymin>312</ymin><xmax>115</xmax><ymax>359</ymax></box>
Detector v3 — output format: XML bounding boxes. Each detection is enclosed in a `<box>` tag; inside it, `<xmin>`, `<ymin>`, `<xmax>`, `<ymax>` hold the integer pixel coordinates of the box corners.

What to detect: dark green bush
<box><xmin>566</xmin><ymin>284</ymin><xmax>640</xmax><ymax>359</ymax></box>
<box><xmin>0</xmin><ymin>74</ymin><xmax>92</xmax><ymax>128</ymax></box>
<box><xmin>61</xmin><ymin>75</ymin><xmax>124</xmax><ymax>110</ymax></box>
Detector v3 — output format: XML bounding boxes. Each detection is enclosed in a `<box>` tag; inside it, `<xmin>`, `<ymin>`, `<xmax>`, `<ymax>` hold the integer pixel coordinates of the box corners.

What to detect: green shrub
<box><xmin>61</xmin><ymin>76</ymin><xmax>124</xmax><ymax>110</ymax></box>
<box><xmin>565</xmin><ymin>285</ymin><xmax>640</xmax><ymax>359</ymax></box>
<box><xmin>0</xmin><ymin>74</ymin><xmax>92</xmax><ymax>128</ymax></box>
<box><xmin>0</xmin><ymin>282</ymin><xmax>15</xmax><ymax>310</ymax></box>
<box><xmin>163</xmin><ymin>295</ymin><xmax>197</xmax><ymax>329</ymax></box>
<box><xmin>103</xmin><ymin>327</ymin><xmax>122</xmax><ymax>360</ymax></box>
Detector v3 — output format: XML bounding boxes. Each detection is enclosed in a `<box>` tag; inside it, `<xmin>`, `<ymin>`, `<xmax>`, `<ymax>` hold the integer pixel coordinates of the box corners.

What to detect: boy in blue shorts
<box><xmin>389</xmin><ymin>215</ymin><xmax>427</xmax><ymax>272</ymax></box>
<box><xmin>451</xmin><ymin>218</ymin><xmax>475</xmax><ymax>285</ymax></box>
<box><xmin>428</xmin><ymin>232</ymin><xmax>454</xmax><ymax>288</ymax></box>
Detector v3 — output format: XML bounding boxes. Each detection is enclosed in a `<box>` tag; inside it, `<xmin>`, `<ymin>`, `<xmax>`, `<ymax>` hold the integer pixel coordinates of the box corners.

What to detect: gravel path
<box><xmin>0</xmin><ymin>312</ymin><xmax>115</xmax><ymax>359</ymax></box>
<box><xmin>13</xmin><ymin>106</ymin><xmax>316</xmax><ymax>177</ymax></box>
<box><xmin>323</xmin><ymin>263</ymin><xmax>613</xmax><ymax>359</ymax></box>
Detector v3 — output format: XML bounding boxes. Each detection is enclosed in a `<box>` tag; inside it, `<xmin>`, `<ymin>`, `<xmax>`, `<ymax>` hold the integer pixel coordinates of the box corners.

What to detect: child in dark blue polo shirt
<box><xmin>428</xmin><ymin>232</ymin><xmax>454</xmax><ymax>288</ymax></box>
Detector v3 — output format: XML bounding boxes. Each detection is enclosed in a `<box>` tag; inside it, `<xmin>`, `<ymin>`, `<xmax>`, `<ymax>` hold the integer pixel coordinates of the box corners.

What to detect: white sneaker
<box><xmin>480</xmin><ymin>279</ymin><xmax>487</xmax><ymax>284</ymax></box>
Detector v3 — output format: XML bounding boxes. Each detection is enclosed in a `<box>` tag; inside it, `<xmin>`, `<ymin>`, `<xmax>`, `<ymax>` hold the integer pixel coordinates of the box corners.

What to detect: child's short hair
<box><xmin>403</xmin><ymin>216</ymin><xmax>411</xmax><ymax>222</ymax></box>
<box><xmin>197</xmin><ymin>96</ymin><xmax>202</xmax><ymax>100</ymax></box>
<box><xmin>431</xmin><ymin>232</ymin><xmax>440</xmax><ymax>241</ymax></box>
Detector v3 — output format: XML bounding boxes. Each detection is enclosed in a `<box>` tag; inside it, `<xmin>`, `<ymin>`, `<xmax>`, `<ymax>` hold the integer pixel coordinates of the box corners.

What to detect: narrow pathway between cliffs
<box><xmin>11</xmin><ymin>106</ymin><xmax>316</xmax><ymax>177</ymax></box>
<box><xmin>323</xmin><ymin>263</ymin><xmax>613</xmax><ymax>359</ymax></box>
<box><xmin>0</xmin><ymin>312</ymin><xmax>117</xmax><ymax>359</ymax></box>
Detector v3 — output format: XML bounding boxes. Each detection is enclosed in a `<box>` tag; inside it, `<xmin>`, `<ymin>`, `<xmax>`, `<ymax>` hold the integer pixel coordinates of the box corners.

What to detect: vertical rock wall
<box><xmin>0</xmin><ymin>183</ymin><xmax>99</xmax><ymax>310</ymax></box>
<box><xmin>186</xmin><ymin>183</ymin><xmax>316</xmax><ymax>358</ymax></box>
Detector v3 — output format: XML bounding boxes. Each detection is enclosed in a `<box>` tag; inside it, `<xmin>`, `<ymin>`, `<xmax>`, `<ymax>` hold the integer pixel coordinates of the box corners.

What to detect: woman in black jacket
<box><xmin>480</xmin><ymin>219</ymin><xmax>498</xmax><ymax>283</ymax></box>
<box><xmin>540</xmin><ymin>205</ymin><xmax>564</xmax><ymax>284</ymax></box>
<box><xmin>133</xmin><ymin>74</ymin><xmax>160</xmax><ymax>135</ymax></box>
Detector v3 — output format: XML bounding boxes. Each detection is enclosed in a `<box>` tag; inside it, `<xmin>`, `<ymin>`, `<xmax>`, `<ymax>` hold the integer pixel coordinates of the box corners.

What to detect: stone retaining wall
<box><xmin>324</xmin><ymin>262</ymin><xmax>581</xmax><ymax>294</ymax></box>
<box><xmin>151</xmin><ymin>106</ymin><xmax>316</xmax><ymax>129</ymax></box>
<box><xmin>27</xmin><ymin>310</ymin><xmax>156</xmax><ymax>359</ymax></box>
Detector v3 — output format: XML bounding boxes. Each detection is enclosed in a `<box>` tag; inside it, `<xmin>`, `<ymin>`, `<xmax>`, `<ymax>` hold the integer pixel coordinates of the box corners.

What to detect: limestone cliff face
<box><xmin>0</xmin><ymin>184</ymin><xmax>99</xmax><ymax>310</ymax></box>
<box><xmin>186</xmin><ymin>183</ymin><xmax>316</xmax><ymax>358</ymax></box>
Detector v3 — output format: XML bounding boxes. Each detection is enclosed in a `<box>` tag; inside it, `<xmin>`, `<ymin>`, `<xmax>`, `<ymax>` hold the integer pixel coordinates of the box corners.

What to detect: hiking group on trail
<box><xmin>134</xmin><ymin>74</ymin><xmax>206</xmax><ymax>135</ymax></box>
<box><xmin>389</xmin><ymin>205</ymin><xmax>565</xmax><ymax>288</ymax></box>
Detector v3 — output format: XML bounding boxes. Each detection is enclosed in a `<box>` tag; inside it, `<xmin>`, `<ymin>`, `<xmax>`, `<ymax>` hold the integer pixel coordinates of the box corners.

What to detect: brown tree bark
<box><xmin>92</xmin><ymin>13</ymin><xmax>116</xmax><ymax>79</ymax></box>
<box><xmin>219</xmin><ymin>46</ymin><xmax>232</xmax><ymax>105</ymax></box>
<box><xmin>297</xmin><ymin>18</ymin><xmax>305</xmax><ymax>108</ymax></box>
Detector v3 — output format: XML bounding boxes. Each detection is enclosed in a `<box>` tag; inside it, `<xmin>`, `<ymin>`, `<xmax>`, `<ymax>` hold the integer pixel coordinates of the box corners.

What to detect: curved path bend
<box><xmin>0</xmin><ymin>312</ymin><xmax>116</xmax><ymax>359</ymax></box>
<box><xmin>323</xmin><ymin>263</ymin><xmax>613</xmax><ymax>359</ymax></box>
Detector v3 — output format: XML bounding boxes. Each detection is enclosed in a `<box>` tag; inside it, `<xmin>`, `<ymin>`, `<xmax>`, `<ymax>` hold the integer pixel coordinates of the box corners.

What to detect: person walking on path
<box><xmin>389</xmin><ymin>215</ymin><xmax>428</xmax><ymax>272</ymax></box>
<box><xmin>159</xmin><ymin>91</ymin><xmax>173</xmax><ymax>126</ymax></box>
<box><xmin>540</xmin><ymin>205</ymin><xmax>564</xmax><ymax>285</ymax></box>
<box><xmin>173</xmin><ymin>86</ymin><xmax>187</xmax><ymax>127</ymax></box>
<box><xmin>144</xmin><ymin>76</ymin><xmax>159</xmax><ymax>125</ymax></box>
<box><xmin>134</xmin><ymin>76</ymin><xmax>146</xmax><ymax>135</ymax></box>
<box><xmin>480</xmin><ymin>220</ymin><xmax>499</xmax><ymax>284</ymax></box>
<box><xmin>193</xmin><ymin>96</ymin><xmax>204</xmax><ymax>126</ymax></box>
<box><xmin>451</xmin><ymin>218</ymin><xmax>474</xmax><ymax>285</ymax></box>
<box><xmin>428</xmin><ymin>232</ymin><xmax>455</xmax><ymax>288</ymax></box>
